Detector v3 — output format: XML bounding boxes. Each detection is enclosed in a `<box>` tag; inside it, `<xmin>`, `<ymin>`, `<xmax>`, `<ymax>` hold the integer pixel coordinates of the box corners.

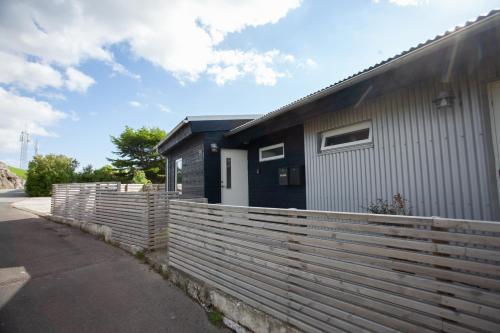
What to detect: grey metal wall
<box><xmin>304</xmin><ymin>75</ymin><xmax>500</xmax><ymax>220</ymax></box>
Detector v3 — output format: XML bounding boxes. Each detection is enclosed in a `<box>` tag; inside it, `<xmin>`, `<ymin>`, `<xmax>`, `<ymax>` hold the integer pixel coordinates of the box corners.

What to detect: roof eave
<box><xmin>155</xmin><ymin>118</ymin><xmax>189</xmax><ymax>153</ymax></box>
<box><xmin>227</xmin><ymin>10</ymin><xmax>500</xmax><ymax>137</ymax></box>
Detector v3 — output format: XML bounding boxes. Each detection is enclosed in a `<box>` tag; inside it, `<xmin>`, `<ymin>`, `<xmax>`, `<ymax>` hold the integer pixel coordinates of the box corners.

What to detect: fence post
<box><xmin>50</xmin><ymin>184</ymin><xmax>55</xmax><ymax>215</ymax></box>
<box><xmin>146</xmin><ymin>191</ymin><xmax>152</xmax><ymax>250</ymax></box>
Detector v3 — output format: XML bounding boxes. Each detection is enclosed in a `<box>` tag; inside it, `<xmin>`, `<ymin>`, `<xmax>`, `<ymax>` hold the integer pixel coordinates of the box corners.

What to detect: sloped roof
<box><xmin>228</xmin><ymin>9</ymin><xmax>500</xmax><ymax>136</ymax></box>
<box><xmin>155</xmin><ymin>114</ymin><xmax>261</xmax><ymax>150</ymax></box>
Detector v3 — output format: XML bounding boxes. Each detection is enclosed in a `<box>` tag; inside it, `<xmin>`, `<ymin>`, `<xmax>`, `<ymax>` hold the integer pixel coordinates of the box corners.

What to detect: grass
<box><xmin>8</xmin><ymin>166</ymin><xmax>27</xmax><ymax>179</ymax></box>
<box><xmin>207</xmin><ymin>309</ymin><xmax>224</xmax><ymax>327</ymax></box>
<box><xmin>134</xmin><ymin>250</ymin><xmax>145</xmax><ymax>261</ymax></box>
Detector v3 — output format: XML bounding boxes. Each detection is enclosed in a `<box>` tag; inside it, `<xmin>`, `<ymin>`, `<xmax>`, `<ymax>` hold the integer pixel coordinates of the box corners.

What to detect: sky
<box><xmin>1</xmin><ymin>0</ymin><xmax>499</xmax><ymax>169</ymax></box>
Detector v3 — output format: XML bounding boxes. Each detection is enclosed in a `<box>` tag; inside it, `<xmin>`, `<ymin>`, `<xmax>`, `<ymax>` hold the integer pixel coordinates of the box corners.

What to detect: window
<box><xmin>226</xmin><ymin>158</ymin><xmax>231</xmax><ymax>189</ymax></box>
<box><xmin>320</xmin><ymin>121</ymin><xmax>372</xmax><ymax>151</ymax></box>
<box><xmin>259</xmin><ymin>143</ymin><xmax>285</xmax><ymax>162</ymax></box>
<box><xmin>175</xmin><ymin>158</ymin><xmax>183</xmax><ymax>192</ymax></box>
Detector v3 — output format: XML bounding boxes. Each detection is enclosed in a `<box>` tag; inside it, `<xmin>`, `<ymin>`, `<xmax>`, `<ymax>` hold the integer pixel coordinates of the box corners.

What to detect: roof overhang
<box><xmin>227</xmin><ymin>9</ymin><xmax>500</xmax><ymax>137</ymax></box>
<box><xmin>155</xmin><ymin>114</ymin><xmax>261</xmax><ymax>153</ymax></box>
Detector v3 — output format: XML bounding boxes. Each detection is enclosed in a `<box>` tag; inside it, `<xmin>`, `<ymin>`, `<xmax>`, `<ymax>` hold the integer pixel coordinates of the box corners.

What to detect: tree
<box><xmin>132</xmin><ymin>170</ymin><xmax>151</xmax><ymax>185</ymax></box>
<box><xmin>93</xmin><ymin>164</ymin><xmax>119</xmax><ymax>182</ymax></box>
<box><xmin>108</xmin><ymin>126</ymin><xmax>166</xmax><ymax>183</ymax></box>
<box><xmin>75</xmin><ymin>164</ymin><xmax>120</xmax><ymax>182</ymax></box>
<box><xmin>25</xmin><ymin>154</ymin><xmax>79</xmax><ymax>197</ymax></box>
<box><xmin>77</xmin><ymin>164</ymin><xmax>96</xmax><ymax>182</ymax></box>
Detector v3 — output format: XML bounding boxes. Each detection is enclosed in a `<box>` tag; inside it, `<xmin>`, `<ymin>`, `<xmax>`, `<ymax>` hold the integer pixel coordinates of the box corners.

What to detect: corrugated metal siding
<box><xmin>304</xmin><ymin>75</ymin><xmax>499</xmax><ymax>220</ymax></box>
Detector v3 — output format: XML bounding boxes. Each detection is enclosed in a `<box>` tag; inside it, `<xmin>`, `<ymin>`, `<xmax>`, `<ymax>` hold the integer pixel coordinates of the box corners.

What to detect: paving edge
<box><xmin>16</xmin><ymin>210</ymin><xmax>301</xmax><ymax>333</ymax></box>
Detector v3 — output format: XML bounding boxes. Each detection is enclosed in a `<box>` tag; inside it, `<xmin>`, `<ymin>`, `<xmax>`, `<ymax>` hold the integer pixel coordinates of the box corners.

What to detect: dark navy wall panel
<box><xmin>247</xmin><ymin>124</ymin><xmax>306</xmax><ymax>209</ymax></box>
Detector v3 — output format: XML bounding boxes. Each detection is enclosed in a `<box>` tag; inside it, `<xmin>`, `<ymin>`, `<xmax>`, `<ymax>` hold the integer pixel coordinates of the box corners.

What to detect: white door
<box><xmin>221</xmin><ymin>149</ymin><xmax>248</xmax><ymax>206</ymax></box>
<box><xmin>489</xmin><ymin>81</ymin><xmax>500</xmax><ymax>206</ymax></box>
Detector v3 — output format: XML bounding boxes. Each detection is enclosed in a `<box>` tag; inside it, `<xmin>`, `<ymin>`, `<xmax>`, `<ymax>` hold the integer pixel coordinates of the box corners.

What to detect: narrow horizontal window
<box><xmin>259</xmin><ymin>143</ymin><xmax>285</xmax><ymax>162</ymax></box>
<box><xmin>320</xmin><ymin>121</ymin><xmax>372</xmax><ymax>151</ymax></box>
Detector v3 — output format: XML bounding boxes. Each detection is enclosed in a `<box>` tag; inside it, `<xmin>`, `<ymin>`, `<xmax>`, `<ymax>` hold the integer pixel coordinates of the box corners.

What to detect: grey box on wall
<box><xmin>289</xmin><ymin>166</ymin><xmax>304</xmax><ymax>186</ymax></box>
<box><xmin>278</xmin><ymin>166</ymin><xmax>304</xmax><ymax>186</ymax></box>
<box><xmin>278</xmin><ymin>167</ymin><xmax>288</xmax><ymax>186</ymax></box>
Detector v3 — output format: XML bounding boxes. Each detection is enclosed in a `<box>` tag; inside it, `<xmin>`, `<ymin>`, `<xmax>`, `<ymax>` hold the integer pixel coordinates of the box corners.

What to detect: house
<box><xmin>160</xmin><ymin>10</ymin><xmax>500</xmax><ymax>221</ymax></box>
<box><xmin>156</xmin><ymin>115</ymin><xmax>260</xmax><ymax>203</ymax></box>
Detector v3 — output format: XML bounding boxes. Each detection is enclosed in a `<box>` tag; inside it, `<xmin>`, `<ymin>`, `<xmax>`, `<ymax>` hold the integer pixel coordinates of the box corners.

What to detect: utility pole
<box><xmin>19</xmin><ymin>131</ymin><xmax>31</xmax><ymax>169</ymax></box>
<box><xmin>34</xmin><ymin>139</ymin><xmax>39</xmax><ymax>156</ymax></box>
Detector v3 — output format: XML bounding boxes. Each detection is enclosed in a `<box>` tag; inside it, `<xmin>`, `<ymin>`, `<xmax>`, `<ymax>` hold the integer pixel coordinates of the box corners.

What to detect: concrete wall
<box><xmin>304</xmin><ymin>73</ymin><xmax>500</xmax><ymax>220</ymax></box>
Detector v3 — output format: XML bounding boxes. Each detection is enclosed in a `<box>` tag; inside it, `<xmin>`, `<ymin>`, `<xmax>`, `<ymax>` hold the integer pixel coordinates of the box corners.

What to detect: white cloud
<box><xmin>110</xmin><ymin>62</ymin><xmax>141</xmax><ymax>81</ymax></box>
<box><xmin>305</xmin><ymin>58</ymin><xmax>317</xmax><ymax>67</ymax></box>
<box><xmin>0</xmin><ymin>1</ymin><xmax>301</xmax><ymax>155</ymax></box>
<box><xmin>0</xmin><ymin>52</ymin><xmax>63</xmax><ymax>91</ymax></box>
<box><xmin>129</xmin><ymin>101</ymin><xmax>142</xmax><ymax>108</ymax></box>
<box><xmin>390</xmin><ymin>0</ymin><xmax>427</xmax><ymax>5</ymax></box>
<box><xmin>208</xmin><ymin>49</ymin><xmax>291</xmax><ymax>86</ymax></box>
<box><xmin>37</xmin><ymin>92</ymin><xmax>67</xmax><ymax>101</ymax></box>
<box><xmin>0</xmin><ymin>87</ymin><xmax>66</xmax><ymax>153</ymax></box>
<box><xmin>157</xmin><ymin>104</ymin><xmax>171</xmax><ymax>113</ymax></box>
<box><xmin>0</xmin><ymin>0</ymin><xmax>301</xmax><ymax>87</ymax></box>
<box><xmin>69</xmin><ymin>110</ymin><xmax>80</xmax><ymax>122</ymax></box>
<box><xmin>374</xmin><ymin>0</ymin><xmax>428</xmax><ymax>6</ymax></box>
<box><xmin>65</xmin><ymin>67</ymin><xmax>95</xmax><ymax>93</ymax></box>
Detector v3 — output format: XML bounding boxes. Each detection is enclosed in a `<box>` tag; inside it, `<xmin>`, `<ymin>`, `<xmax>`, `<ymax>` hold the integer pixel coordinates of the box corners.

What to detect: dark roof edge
<box><xmin>227</xmin><ymin>9</ymin><xmax>500</xmax><ymax>137</ymax></box>
<box><xmin>155</xmin><ymin>114</ymin><xmax>261</xmax><ymax>151</ymax></box>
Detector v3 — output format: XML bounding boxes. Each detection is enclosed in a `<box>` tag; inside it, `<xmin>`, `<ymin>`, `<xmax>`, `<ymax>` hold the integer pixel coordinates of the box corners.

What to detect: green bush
<box><xmin>25</xmin><ymin>155</ymin><xmax>78</xmax><ymax>197</ymax></box>
<box><xmin>132</xmin><ymin>170</ymin><xmax>151</xmax><ymax>185</ymax></box>
<box><xmin>76</xmin><ymin>164</ymin><xmax>118</xmax><ymax>182</ymax></box>
<box><xmin>367</xmin><ymin>193</ymin><xmax>411</xmax><ymax>215</ymax></box>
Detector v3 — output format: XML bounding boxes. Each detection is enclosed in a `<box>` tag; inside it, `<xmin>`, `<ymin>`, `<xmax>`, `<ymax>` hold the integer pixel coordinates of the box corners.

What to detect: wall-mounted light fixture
<box><xmin>433</xmin><ymin>90</ymin><xmax>455</xmax><ymax>109</ymax></box>
<box><xmin>210</xmin><ymin>143</ymin><xmax>218</xmax><ymax>153</ymax></box>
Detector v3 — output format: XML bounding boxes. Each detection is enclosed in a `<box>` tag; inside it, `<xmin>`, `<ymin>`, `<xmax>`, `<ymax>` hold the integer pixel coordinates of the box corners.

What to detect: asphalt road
<box><xmin>0</xmin><ymin>190</ymin><xmax>227</xmax><ymax>333</ymax></box>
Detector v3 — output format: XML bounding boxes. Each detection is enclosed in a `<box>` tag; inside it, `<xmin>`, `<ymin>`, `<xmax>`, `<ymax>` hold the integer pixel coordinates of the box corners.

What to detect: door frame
<box><xmin>220</xmin><ymin>149</ymin><xmax>249</xmax><ymax>206</ymax></box>
<box><xmin>487</xmin><ymin>80</ymin><xmax>500</xmax><ymax>208</ymax></box>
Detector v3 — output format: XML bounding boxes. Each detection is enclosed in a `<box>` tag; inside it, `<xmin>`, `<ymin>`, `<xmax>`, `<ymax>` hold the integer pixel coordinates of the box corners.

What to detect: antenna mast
<box><xmin>19</xmin><ymin>131</ymin><xmax>31</xmax><ymax>169</ymax></box>
<box><xmin>34</xmin><ymin>139</ymin><xmax>39</xmax><ymax>156</ymax></box>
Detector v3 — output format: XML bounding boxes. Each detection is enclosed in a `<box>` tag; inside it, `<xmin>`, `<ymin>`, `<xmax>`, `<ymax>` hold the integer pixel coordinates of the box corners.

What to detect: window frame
<box><xmin>320</xmin><ymin>121</ymin><xmax>373</xmax><ymax>152</ymax></box>
<box><xmin>174</xmin><ymin>158</ymin><xmax>183</xmax><ymax>193</ymax></box>
<box><xmin>259</xmin><ymin>142</ymin><xmax>285</xmax><ymax>162</ymax></box>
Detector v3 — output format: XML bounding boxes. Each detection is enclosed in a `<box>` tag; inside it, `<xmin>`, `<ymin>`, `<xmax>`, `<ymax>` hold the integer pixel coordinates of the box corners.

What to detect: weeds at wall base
<box><xmin>208</xmin><ymin>308</ymin><xmax>224</xmax><ymax>327</ymax></box>
<box><xmin>134</xmin><ymin>250</ymin><xmax>146</xmax><ymax>261</ymax></box>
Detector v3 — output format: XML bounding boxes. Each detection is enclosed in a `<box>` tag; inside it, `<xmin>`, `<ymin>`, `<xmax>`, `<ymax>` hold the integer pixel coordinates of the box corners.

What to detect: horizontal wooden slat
<box><xmin>168</xmin><ymin>200</ymin><xmax>500</xmax><ymax>333</ymax></box>
<box><xmin>51</xmin><ymin>182</ymin><xmax>180</xmax><ymax>250</ymax></box>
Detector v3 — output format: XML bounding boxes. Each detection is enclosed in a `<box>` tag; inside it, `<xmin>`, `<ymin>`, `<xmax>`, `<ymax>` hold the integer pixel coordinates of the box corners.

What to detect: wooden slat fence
<box><xmin>119</xmin><ymin>183</ymin><xmax>165</xmax><ymax>192</ymax></box>
<box><xmin>51</xmin><ymin>183</ymin><xmax>179</xmax><ymax>250</ymax></box>
<box><xmin>168</xmin><ymin>200</ymin><xmax>500</xmax><ymax>333</ymax></box>
<box><xmin>51</xmin><ymin>182</ymin><xmax>120</xmax><ymax>220</ymax></box>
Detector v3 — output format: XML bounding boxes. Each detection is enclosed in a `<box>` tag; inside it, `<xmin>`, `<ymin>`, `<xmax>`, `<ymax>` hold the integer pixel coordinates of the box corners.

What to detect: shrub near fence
<box><xmin>51</xmin><ymin>183</ymin><xmax>178</xmax><ymax>250</ymax></box>
<box><xmin>168</xmin><ymin>200</ymin><xmax>500</xmax><ymax>333</ymax></box>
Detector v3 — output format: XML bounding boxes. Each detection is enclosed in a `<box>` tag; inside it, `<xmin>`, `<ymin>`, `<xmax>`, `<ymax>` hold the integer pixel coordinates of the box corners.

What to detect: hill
<box><xmin>0</xmin><ymin>162</ymin><xmax>25</xmax><ymax>189</ymax></box>
<box><xmin>8</xmin><ymin>165</ymin><xmax>26</xmax><ymax>179</ymax></box>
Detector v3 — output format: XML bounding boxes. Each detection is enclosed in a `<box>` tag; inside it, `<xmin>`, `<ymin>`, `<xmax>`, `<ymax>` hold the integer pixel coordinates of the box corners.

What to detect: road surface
<box><xmin>0</xmin><ymin>189</ymin><xmax>227</xmax><ymax>333</ymax></box>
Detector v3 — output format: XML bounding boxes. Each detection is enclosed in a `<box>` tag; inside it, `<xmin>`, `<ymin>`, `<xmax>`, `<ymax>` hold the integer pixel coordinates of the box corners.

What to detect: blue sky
<box><xmin>1</xmin><ymin>0</ymin><xmax>499</xmax><ymax>169</ymax></box>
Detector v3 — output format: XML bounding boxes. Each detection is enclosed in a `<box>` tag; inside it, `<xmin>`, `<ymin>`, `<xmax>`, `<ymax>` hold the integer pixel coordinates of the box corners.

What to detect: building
<box><xmin>159</xmin><ymin>10</ymin><xmax>500</xmax><ymax>220</ymax></box>
<box><xmin>156</xmin><ymin>115</ymin><xmax>260</xmax><ymax>203</ymax></box>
